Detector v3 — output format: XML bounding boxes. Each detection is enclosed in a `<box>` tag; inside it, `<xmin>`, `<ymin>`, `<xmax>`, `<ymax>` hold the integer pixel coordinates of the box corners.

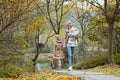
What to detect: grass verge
<box><xmin>84</xmin><ymin>64</ymin><xmax>120</xmax><ymax>77</ymax></box>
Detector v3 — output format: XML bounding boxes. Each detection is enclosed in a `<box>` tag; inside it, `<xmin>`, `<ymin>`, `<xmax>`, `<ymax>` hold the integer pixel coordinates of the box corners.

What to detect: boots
<box><xmin>68</xmin><ymin>66</ymin><xmax>72</xmax><ymax>71</ymax></box>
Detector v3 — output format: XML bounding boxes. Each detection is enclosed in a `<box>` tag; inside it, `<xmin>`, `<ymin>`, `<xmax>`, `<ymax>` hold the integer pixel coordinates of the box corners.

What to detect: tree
<box><xmin>71</xmin><ymin>1</ymin><xmax>94</xmax><ymax>58</ymax></box>
<box><xmin>0</xmin><ymin>0</ymin><xmax>38</xmax><ymax>34</ymax></box>
<box><xmin>85</xmin><ymin>0</ymin><xmax>120</xmax><ymax>63</ymax></box>
<box><xmin>38</xmin><ymin>0</ymin><xmax>74</xmax><ymax>34</ymax></box>
<box><xmin>0</xmin><ymin>0</ymin><xmax>47</xmax><ymax>66</ymax></box>
<box><xmin>87</xmin><ymin>14</ymin><xmax>109</xmax><ymax>54</ymax></box>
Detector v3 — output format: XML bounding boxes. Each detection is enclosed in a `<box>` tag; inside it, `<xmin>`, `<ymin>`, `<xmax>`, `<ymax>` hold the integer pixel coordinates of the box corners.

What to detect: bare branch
<box><xmin>112</xmin><ymin>0</ymin><xmax>120</xmax><ymax>22</ymax></box>
<box><xmin>62</xmin><ymin>3</ymin><xmax>74</xmax><ymax>16</ymax></box>
<box><xmin>85</xmin><ymin>0</ymin><xmax>104</xmax><ymax>12</ymax></box>
<box><xmin>44</xmin><ymin>29</ymin><xmax>55</xmax><ymax>45</ymax></box>
<box><xmin>46</xmin><ymin>1</ymin><xmax>58</xmax><ymax>34</ymax></box>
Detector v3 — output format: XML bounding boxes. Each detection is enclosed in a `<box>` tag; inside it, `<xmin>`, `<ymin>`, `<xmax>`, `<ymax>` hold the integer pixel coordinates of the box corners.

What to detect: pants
<box><xmin>67</xmin><ymin>46</ymin><xmax>75</xmax><ymax>67</ymax></box>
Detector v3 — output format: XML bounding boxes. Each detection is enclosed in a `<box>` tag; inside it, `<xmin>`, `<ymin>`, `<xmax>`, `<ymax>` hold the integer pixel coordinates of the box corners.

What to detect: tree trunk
<box><xmin>32</xmin><ymin>45</ymin><xmax>39</xmax><ymax>65</ymax></box>
<box><xmin>97</xmin><ymin>44</ymin><xmax>100</xmax><ymax>54</ymax></box>
<box><xmin>81</xmin><ymin>32</ymin><xmax>86</xmax><ymax>58</ymax></box>
<box><xmin>108</xmin><ymin>23</ymin><xmax>114</xmax><ymax>63</ymax></box>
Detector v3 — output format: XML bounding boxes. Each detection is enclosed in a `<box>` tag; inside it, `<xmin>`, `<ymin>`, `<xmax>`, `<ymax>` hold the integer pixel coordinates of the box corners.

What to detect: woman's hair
<box><xmin>66</xmin><ymin>20</ymin><xmax>72</xmax><ymax>25</ymax></box>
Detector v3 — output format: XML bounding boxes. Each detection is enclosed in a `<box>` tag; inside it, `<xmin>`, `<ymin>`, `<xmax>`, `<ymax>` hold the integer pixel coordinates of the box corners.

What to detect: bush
<box><xmin>37</xmin><ymin>59</ymin><xmax>50</xmax><ymax>63</ymax></box>
<box><xmin>74</xmin><ymin>53</ymin><xmax>120</xmax><ymax>69</ymax></box>
<box><xmin>114</xmin><ymin>53</ymin><xmax>120</xmax><ymax>64</ymax></box>
<box><xmin>21</xmin><ymin>64</ymin><xmax>35</xmax><ymax>73</ymax></box>
<box><xmin>0</xmin><ymin>67</ymin><xmax>5</xmax><ymax>77</ymax></box>
<box><xmin>0</xmin><ymin>64</ymin><xmax>22</xmax><ymax>77</ymax></box>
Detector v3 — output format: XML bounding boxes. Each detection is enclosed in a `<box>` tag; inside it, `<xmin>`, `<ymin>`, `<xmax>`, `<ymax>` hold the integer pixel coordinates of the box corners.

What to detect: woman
<box><xmin>65</xmin><ymin>20</ymin><xmax>79</xmax><ymax>71</ymax></box>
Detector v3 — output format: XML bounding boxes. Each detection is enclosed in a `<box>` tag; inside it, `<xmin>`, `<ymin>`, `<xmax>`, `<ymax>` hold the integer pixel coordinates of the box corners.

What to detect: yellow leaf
<box><xmin>0</xmin><ymin>0</ymin><xmax>1</xmax><ymax>3</ymax></box>
<box><xmin>63</xmin><ymin>4</ymin><xmax>69</xmax><ymax>10</ymax></box>
<box><xmin>71</xmin><ymin>0</ymin><xmax>77</xmax><ymax>3</ymax></box>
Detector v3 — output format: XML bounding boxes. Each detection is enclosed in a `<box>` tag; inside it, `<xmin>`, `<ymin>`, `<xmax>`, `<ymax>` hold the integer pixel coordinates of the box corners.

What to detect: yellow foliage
<box><xmin>7</xmin><ymin>4</ymin><xmax>11</xmax><ymax>9</ymax></box>
<box><xmin>99</xmin><ymin>16</ymin><xmax>106</xmax><ymax>22</ymax></box>
<box><xmin>12</xmin><ymin>0</ymin><xmax>18</xmax><ymax>6</ymax></box>
<box><xmin>71</xmin><ymin>0</ymin><xmax>77</xmax><ymax>3</ymax></box>
<box><xmin>108</xmin><ymin>1</ymin><xmax>116</xmax><ymax>5</ymax></box>
<box><xmin>116</xmin><ymin>22</ymin><xmax>120</xmax><ymax>27</ymax></box>
<box><xmin>81</xmin><ymin>0</ymin><xmax>85</xmax><ymax>2</ymax></box>
<box><xmin>0</xmin><ymin>0</ymin><xmax>2</xmax><ymax>4</ymax></box>
<box><xmin>0</xmin><ymin>70</ymin><xmax>81</xmax><ymax>80</ymax></box>
<box><xmin>21</xmin><ymin>4</ymin><xmax>27</xmax><ymax>11</ymax></box>
<box><xmin>16</xmin><ymin>0</ymin><xmax>37</xmax><ymax>11</ymax></box>
<box><xmin>95</xmin><ymin>26</ymin><xmax>99</xmax><ymax>30</ymax></box>
<box><xmin>27</xmin><ymin>18</ymin><xmax>45</xmax><ymax>34</ymax></box>
<box><xmin>6</xmin><ymin>0</ymin><xmax>8</xmax><ymax>3</ymax></box>
<box><xmin>11</xmin><ymin>11</ymin><xmax>15</xmax><ymax>16</ymax></box>
<box><xmin>74</xmin><ymin>6</ymin><xmax>81</xmax><ymax>11</ymax></box>
<box><xmin>21</xmin><ymin>0</ymin><xmax>24</xmax><ymax>3</ymax></box>
<box><xmin>84</xmin><ymin>9</ymin><xmax>89</xmax><ymax>12</ymax></box>
<box><xmin>91</xmin><ymin>6</ymin><xmax>99</xmax><ymax>11</ymax></box>
<box><xmin>25</xmin><ymin>12</ymin><xmax>30</xmax><ymax>17</ymax></box>
<box><xmin>0</xmin><ymin>0</ymin><xmax>38</xmax><ymax>17</ymax></box>
<box><xmin>64</xmin><ymin>4</ymin><xmax>69</xmax><ymax>10</ymax></box>
<box><xmin>103</xmin><ymin>22</ymin><xmax>108</xmax><ymax>27</ymax></box>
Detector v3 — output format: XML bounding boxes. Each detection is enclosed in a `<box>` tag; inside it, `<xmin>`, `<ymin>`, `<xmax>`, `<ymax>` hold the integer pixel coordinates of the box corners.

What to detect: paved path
<box><xmin>53</xmin><ymin>69</ymin><xmax>120</xmax><ymax>80</ymax></box>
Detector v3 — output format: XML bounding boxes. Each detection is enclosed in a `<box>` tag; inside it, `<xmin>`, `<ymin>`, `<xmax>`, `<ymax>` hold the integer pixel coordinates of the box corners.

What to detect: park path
<box><xmin>53</xmin><ymin>69</ymin><xmax>120</xmax><ymax>80</ymax></box>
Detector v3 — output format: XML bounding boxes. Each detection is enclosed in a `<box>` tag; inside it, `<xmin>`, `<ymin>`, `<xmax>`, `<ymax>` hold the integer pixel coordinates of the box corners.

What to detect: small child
<box><xmin>53</xmin><ymin>34</ymin><xmax>64</xmax><ymax>69</ymax></box>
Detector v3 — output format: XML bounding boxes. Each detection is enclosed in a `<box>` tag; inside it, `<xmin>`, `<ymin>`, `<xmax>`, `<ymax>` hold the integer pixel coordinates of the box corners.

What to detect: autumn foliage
<box><xmin>0</xmin><ymin>70</ymin><xmax>82</xmax><ymax>80</ymax></box>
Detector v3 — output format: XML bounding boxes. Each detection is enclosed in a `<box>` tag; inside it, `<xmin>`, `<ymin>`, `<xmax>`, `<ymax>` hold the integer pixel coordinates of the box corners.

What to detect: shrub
<box><xmin>37</xmin><ymin>59</ymin><xmax>50</xmax><ymax>63</ymax></box>
<box><xmin>0</xmin><ymin>67</ymin><xmax>5</xmax><ymax>77</ymax></box>
<box><xmin>114</xmin><ymin>53</ymin><xmax>120</xmax><ymax>64</ymax></box>
<box><xmin>74</xmin><ymin>54</ymin><xmax>108</xmax><ymax>69</ymax></box>
<box><xmin>74</xmin><ymin>53</ymin><xmax>120</xmax><ymax>69</ymax></box>
<box><xmin>0</xmin><ymin>64</ymin><xmax>22</xmax><ymax>77</ymax></box>
<box><xmin>21</xmin><ymin>64</ymin><xmax>35</xmax><ymax>73</ymax></box>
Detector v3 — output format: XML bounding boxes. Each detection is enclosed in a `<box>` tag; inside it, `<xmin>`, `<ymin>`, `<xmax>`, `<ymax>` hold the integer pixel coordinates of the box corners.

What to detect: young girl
<box><xmin>54</xmin><ymin>34</ymin><xmax>64</xmax><ymax>69</ymax></box>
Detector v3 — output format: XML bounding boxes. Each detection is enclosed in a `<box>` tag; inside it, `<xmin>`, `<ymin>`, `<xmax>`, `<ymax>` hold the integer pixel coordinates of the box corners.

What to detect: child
<box><xmin>53</xmin><ymin>34</ymin><xmax>64</xmax><ymax>69</ymax></box>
